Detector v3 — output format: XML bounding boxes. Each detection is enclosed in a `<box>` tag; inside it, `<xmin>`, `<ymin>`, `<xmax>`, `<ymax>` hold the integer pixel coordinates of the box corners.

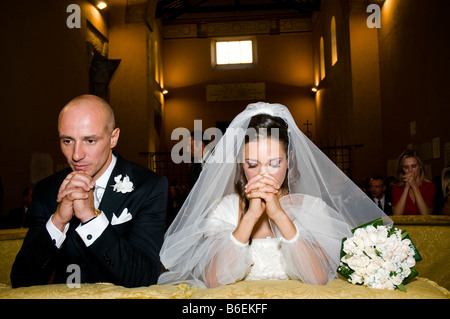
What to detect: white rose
<box><xmin>365</xmin><ymin>246</ymin><xmax>377</xmax><ymax>259</ymax></box>
<box><xmin>382</xmin><ymin>249</ymin><xmax>394</xmax><ymax>261</ymax></box>
<box><xmin>353</xmin><ymin>236</ymin><xmax>365</xmax><ymax>250</ymax></box>
<box><xmin>343</xmin><ymin>238</ymin><xmax>356</xmax><ymax>254</ymax></box>
<box><xmin>386</xmin><ymin>236</ymin><xmax>399</xmax><ymax>250</ymax></box>
<box><xmin>354</xmin><ymin>228</ymin><xmax>367</xmax><ymax>238</ymax></box>
<box><xmin>350</xmin><ymin>273</ymin><xmax>363</xmax><ymax>285</ymax></box>
<box><xmin>357</xmin><ymin>256</ymin><xmax>370</xmax><ymax>268</ymax></box>
<box><xmin>382</xmin><ymin>260</ymin><xmax>396</xmax><ymax>272</ymax></box>
<box><xmin>402</xmin><ymin>267</ymin><xmax>411</xmax><ymax>278</ymax></box>
<box><xmin>365</xmin><ymin>261</ymin><xmax>380</xmax><ymax>274</ymax></box>
<box><xmin>405</xmin><ymin>256</ymin><xmax>416</xmax><ymax>268</ymax></box>
<box><xmin>383</xmin><ymin>281</ymin><xmax>395</xmax><ymax>290</ymax></box>
<box><xmin>389</xmin><ymin>275</ymin><xmax>403</xmax><ymax>286</ymax></box>
<box><xmin>365</xmin><ymin>226</ymin><xmax>378</xmax><ymax>244</ymax></box>
<box><xmin>355</xmin><ymin>266</ymin><xmax>367</xmax><ymax>277</ymax></box>
<box><xmin>347</xmin><ymin>255</ymin><xmax>370</xmax><ymax>270</ymax></box>
<box><xmin>402</xmin><ymin>238</ymin><xmax>411</xmax><ymax>247</ymax></box>
<box><xmin>376</xmin><ymin>227</ymin><xmax>388</xmax><ymax>244</ymax></box>
<box><xmin>346</xmin><ymin>257</ymin><xmax>359</xmax><ymax>269</ymax></box>
<box><xmin>394</xmin><ymin>250</ymin><xmax>408</xmax><ymax>263</ymax></box>
<box><xmin>372</xmin><ymin>256</ymin><xmax>383</xmax><ymax>268</ymax></box>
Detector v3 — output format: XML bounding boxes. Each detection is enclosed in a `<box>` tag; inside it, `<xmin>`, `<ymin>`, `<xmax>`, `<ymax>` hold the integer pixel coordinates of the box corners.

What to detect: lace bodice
<box><xmin>245</xmin><ymin>238</ymin><xmax>290</xmax><ymax>280</ymax></box>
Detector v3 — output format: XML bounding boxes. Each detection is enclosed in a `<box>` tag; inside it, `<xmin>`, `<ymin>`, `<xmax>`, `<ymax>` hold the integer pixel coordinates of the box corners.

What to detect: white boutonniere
<box><xmin>112</xmin><ymin>174</ymin><xmax>134</xmax><ymax>193</ymax></box>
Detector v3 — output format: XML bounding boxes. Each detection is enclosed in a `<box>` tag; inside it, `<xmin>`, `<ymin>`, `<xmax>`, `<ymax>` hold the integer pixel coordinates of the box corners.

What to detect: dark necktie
<box><xmin>377</xmin><ymin>199</ymin><xmax>383</xmax><ymax>210</ymax></box>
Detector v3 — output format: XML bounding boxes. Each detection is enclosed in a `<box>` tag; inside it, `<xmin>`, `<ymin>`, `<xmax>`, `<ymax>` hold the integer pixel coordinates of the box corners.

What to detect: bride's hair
<box><xmin>234</xmin><ymin>113</ymin><xmax>290</xmax><ymax>213</ymax></box>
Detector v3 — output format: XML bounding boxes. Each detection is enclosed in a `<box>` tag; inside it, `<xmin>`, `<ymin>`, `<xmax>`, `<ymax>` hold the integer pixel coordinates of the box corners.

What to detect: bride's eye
<box><xmin>270</xmin><ymin>159</ymin><xmax>281</xmax><ymax>168</ymax></box>
<box><xmin>246</xmin><ymin>161</ymin><xmax>258</xmax><ymax>169</ymax></box>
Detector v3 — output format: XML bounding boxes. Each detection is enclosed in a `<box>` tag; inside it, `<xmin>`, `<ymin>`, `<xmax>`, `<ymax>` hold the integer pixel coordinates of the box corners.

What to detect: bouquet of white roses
<box><xmin>337</xmin><ymin>218</ymin><xmax>421</xmax><ymax>292</ymax></box>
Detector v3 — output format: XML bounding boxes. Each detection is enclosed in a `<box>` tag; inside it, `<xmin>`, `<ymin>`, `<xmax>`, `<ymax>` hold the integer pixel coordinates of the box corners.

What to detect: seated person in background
<box><xmin>11</xmin><ymin>94</ymin><xmax>167</xmax><ymax>288</ymax></box>
<box><xmin>392</xmin><ymin>149</ymin><xmax>434</xmax><ymax>215</ymax></box>
<box><xmin>368</xmin><ymin>175</ymin><xmax>392</xmax><ymax>215</ymax></box>
<box><xmin>6</xmin><ymin>185</ymin><xmax>33</xmax><ymax>228</ymax></box>
<box><xmin>158</xmin><ymin>102</ymin><xmax>391</xmax><ymax>288</ymax></box>
<box><xmin>440</xmin><ymin>167</ymin><xmax>450</xmax><ymax>215</ymax></box>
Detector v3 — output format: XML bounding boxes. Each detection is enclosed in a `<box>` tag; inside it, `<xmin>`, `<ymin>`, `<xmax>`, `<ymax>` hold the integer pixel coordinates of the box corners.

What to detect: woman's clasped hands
<box><xmin>244</xmin><ymin>173</ymin><xmax>285</xmax><ymax>221</ymax></box>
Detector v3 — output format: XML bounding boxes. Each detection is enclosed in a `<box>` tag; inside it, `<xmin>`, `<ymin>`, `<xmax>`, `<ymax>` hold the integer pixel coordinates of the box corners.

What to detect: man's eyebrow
<box><xmin>83</xmin><ymin>135</ymin><xmax>101</xmax><ymax>140</ymax></box>
<box><xmin>59</xmin><ymin>135</ymin><xmax>102</xmax><ymax>140</ymax></box>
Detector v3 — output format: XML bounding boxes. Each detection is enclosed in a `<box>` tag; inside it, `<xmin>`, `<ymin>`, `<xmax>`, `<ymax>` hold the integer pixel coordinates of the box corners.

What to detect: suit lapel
<box><xmin>98</xmin><ymin>154</ymin><xmax>134</xmax><ymax>222</ymax></box>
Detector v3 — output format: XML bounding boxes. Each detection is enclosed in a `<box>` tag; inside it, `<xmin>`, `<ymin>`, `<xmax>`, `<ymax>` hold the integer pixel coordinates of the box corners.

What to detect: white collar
<box><xmin>375</xmin><ymin>195</ymin><xmax>385</xmax><ymax>204</ymax></box>
<box><xmin>95</xmin><ymin>153</ymin><xmax>117</xmax><ymax>189</ymax></box>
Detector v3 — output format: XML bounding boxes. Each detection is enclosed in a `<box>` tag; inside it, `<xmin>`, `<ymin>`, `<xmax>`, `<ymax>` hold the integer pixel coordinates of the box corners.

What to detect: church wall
<box><xmin>160</xmin><ymin>32</ymin><xmax>316</xmax><ymax>151</ymax></box>
<box><xmin>0</xmin><ymin>0</ymin><xmax>103</xmax><ymax>212</ymax></box>
<box><xmin>108</xmin><ymin>2</ymin><xmax>150</xmax><ymax>168</ymax></box>
<box><xmin>312</xmin><ymin>0</ymin><xmax>354</xmax><ymax>148</ymax></box>
<box><xmin>348</xmin><ymin>7</ymin><xmax>384</xmax><ymax>183</ymax></box>
<box><xmin>379</xmin><ymin>0</ymin><xmax>450</xmax><ymax>181</ymax></box>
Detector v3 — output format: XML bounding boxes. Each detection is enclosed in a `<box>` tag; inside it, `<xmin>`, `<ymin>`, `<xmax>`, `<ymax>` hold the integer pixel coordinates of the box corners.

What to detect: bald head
<box><xmin>59</xmin><ymin>94</ymin><xmax>115</xmax><ymax>133</ymax></box>
<box><xmin>58</xmin><ymin>94</ymin><xmax>120</xmax><ymax>180</ymax></box>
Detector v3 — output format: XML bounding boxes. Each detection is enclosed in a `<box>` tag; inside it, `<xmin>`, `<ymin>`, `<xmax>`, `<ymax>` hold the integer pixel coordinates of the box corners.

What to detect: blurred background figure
<box><xmin>439</xmin><ymin>167</ymin><xmax>450</xmax><ymax>215</ymax></box>
<box><xmin>368</xmin><ymin>175</ymin><xmax>392</xmax><ymax>215</ymax></box>
<box><xmin>187</xmin><ymin>131</ymin><xmax>207</xmax><ymax>189</ymax></box>
<box><xmin>0</xmin><ymin>185</ymin><xmax>33</xmax><ymax>229</ymax></box>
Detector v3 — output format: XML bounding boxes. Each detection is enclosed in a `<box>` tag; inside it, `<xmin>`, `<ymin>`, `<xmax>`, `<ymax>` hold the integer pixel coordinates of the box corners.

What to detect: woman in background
<box><xmin>392</xmin><ymin>150</ymin><xmax>434</xmax><ymax>215</ymax></box>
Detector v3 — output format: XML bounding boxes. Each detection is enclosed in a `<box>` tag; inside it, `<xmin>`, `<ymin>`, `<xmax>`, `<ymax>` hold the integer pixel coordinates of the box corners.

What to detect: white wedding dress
<box><xmin>158</xmin><ymin>102</ymin><xmax>392</xmax><ymax>289</ymax></box>
<box><xmin>202</xmin><ymin>193</ymin><xmax>352</xmax><ymax>285</ymax></box>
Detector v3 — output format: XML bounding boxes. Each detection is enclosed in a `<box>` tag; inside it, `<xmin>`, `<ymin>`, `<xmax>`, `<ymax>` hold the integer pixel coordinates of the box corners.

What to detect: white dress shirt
<box><xmin>46</xmin><ymin>154</ymin><xmax>117</xmax><ymax>248</ymax></box>
<box><xmin>375</xmin><ymin>195</ymin><xmax>385</xmax><ymax>210</ymax></box>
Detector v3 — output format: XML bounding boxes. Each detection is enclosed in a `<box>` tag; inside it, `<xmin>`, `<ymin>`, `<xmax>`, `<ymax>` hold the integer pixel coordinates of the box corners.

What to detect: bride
<box><xmin>158</xmin><ymin>102</ymin><xmax>391</xmax><ymax>288</ymax></box>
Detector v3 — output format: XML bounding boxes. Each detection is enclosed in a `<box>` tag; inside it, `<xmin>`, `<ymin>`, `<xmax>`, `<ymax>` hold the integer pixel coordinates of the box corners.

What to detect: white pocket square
<box><xmin>111</xmin><ymin>208</ymin><xmax>132</xmax><ymax>225</ymax></box>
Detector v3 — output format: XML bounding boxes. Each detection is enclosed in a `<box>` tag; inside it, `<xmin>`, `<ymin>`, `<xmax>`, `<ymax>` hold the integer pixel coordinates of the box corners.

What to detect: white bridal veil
<box><xmin>158</xmin><ymin>102</ymin><xmax>392</xmax><ymax>288</ymax></box>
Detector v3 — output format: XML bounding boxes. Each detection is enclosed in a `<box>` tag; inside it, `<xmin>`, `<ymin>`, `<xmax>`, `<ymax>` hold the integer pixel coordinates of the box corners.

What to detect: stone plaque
<box><xmin>206</xmin><ymin>82</ymin><xmax>265</xmax><ymax>101</ymax></box>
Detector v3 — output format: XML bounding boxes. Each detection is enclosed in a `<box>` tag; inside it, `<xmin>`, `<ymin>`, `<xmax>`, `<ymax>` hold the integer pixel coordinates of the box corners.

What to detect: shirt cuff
<box><xmin>46</xmin><ymin>215</ymin><xmax>70</xmax><ymax>248</ymax></box>
<box><xmin>230</xmin><ymin>232</ymin><xmax>249</xmax><ymax>247</ymax></box>
<box><xmin>75</xmin><ymin>212</ymin><xmax>109</xmax><ymax>247</ymax></box>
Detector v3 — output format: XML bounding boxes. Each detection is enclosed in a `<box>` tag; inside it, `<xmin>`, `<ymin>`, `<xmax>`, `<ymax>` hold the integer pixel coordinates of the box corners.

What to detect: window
<box><xmin>320</xmin><ymin>36</ymin><xmax>325</xmax><ymax>80</ymax></box>
<box><xmin>212</xmin><ymin>38</ymin><xmax>256</xmax><ymax>69</ymax></box>
<box><xmin>331</xmin><ymin>16</ymin><xmax>338</xmax><ymax>66</ymax></box>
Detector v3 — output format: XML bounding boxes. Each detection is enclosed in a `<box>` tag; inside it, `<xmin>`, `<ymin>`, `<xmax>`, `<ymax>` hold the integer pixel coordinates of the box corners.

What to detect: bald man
<box><xmin>11</xmin><ymin>95</ymin><xmax>168</xmax><ymax>288</ymax></box>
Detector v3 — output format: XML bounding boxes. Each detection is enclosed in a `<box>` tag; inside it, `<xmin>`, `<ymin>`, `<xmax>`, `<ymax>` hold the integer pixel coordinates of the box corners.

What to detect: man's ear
<box><xmin>110</xmin><ymin>128</ymin><xmax>120</xmax><ymax>148</ymax></box>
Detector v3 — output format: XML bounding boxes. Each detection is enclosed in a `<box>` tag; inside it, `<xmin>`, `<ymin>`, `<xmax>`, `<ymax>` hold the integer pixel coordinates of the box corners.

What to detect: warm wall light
<box><xmin>97</xmin><ymin>1</ymin><xmax>107</xmax><ymax>10</ymax></box>
<box><xmin>162</xmin><ymin>89</ymin><xmax>168</xmax><ymax>95</ymax></box>
<box><xmin>311</xmin><ymin>87</ymin><xmax>318</xmax><ymax>93</ymax></box>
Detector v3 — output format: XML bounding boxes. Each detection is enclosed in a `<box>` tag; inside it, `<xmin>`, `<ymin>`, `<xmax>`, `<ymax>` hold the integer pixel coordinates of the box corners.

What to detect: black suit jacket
<box><xmin>370</xmin><ymin>195</ymin><xmax>393</xmax><ymax>216</ymax></box>
<box><xmin>11</xmin><ymin>153</ymin><xmax>168</xmax><ymax>288</ymax></box>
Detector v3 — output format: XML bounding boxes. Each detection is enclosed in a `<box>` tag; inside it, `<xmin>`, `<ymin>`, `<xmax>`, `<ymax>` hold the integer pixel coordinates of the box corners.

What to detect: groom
<box><xmin>11</xmin><ymin>95</ymin><xmax>168</xmax><ymax>288</ymax></box>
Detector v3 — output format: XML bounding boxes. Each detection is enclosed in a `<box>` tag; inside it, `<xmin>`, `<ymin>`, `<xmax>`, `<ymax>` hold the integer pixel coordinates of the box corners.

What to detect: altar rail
<box><xmin>1</xmin><ymin>216</ymin><xmax>449</xmax><ymax>291</ymax></box>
